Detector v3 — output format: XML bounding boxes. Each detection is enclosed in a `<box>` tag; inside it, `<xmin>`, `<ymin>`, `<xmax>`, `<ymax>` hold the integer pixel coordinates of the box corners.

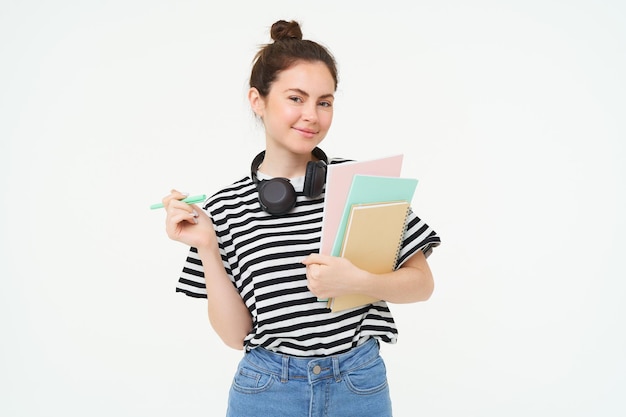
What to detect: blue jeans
<box><xmin>226</xmin><ymin>338</ymin><xmax>393</xmax><ymax>417</ymax></box>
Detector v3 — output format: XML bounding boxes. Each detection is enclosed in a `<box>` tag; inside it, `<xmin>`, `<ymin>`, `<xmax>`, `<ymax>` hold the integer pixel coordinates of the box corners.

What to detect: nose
<box><xmin>302</xmin><ymin>102</ymin><xmax>318</xmax><ymax>122</ymax></box>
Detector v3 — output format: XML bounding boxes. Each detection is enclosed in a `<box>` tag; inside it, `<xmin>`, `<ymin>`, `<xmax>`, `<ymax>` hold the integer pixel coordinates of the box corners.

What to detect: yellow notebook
<box><xmin>328</xmin><ymin>201</ymin><xmax>410</xmax><ymax>312</ymax></box>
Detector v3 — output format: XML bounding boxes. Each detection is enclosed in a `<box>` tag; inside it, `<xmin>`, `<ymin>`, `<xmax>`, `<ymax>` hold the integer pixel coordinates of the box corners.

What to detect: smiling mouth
<box><xmin>294</xmin><ymin>127</ymin><xmax>318</xmax><ymax>136</ymax></box>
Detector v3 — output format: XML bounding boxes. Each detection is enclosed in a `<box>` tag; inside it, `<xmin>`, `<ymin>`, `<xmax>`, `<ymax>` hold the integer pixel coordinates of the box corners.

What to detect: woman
<box><xmin>161</xmin><ymin>19</ymin><xmax>441</xmax><ymax>417</ymax></box>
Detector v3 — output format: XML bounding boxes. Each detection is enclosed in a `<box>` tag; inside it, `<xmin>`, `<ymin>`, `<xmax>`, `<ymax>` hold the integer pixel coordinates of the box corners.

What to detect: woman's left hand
<box><xmin>302</xmin><ymin>253</ymin><xmax>366</xmax><ymax>299</ymax></box>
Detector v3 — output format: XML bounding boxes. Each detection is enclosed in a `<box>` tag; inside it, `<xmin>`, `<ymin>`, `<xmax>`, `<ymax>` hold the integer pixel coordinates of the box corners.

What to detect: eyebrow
<box><xmin>285</xmin><ymin>88</ymin><xmax>334</xmax><ymax>100</ymax></box>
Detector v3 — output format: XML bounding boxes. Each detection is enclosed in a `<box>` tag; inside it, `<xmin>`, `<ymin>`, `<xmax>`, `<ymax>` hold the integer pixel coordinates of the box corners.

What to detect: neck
<box><xmin>258</xmin><ymin>148</ymin><xmax>322</xmax><ymax>178</ymax></box>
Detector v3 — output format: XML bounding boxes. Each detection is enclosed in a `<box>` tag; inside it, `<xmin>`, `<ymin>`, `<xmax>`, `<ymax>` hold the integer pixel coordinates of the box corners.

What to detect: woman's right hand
<box><xmin>162</xmin><ymin>189</ymin><xmax>216</xmax><ymax>250</ymax></box>
<box><xmin>163</xmin><ymin>191</ymin><xmax>252</xmax><ymax>349</ymax></box>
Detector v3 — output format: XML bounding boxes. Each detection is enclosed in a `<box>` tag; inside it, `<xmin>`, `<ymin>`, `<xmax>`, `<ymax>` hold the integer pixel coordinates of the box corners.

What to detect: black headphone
<box><xmin>251</xmin><ymin>147</ymin><xmax>328</xmax><ymax>215</ymax></box>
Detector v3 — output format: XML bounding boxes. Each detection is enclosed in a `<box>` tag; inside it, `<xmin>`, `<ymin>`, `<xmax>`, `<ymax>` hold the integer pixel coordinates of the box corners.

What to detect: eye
<box><xmin>289</xmin><ymin>96</ymin><xmax>303</xmax><ymax>103</ymax></box>
<box><xmin>319</xmin><ymin>101</ymin><xmax>333</xmax><ymax>108</ymax></box>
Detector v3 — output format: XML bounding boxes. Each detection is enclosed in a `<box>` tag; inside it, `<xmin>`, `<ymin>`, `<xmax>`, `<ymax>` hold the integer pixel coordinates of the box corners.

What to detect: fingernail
<box><xmin>192</xmin><ymin>210</ymin><xmax>199</xmax><ymax>217</ymax></box>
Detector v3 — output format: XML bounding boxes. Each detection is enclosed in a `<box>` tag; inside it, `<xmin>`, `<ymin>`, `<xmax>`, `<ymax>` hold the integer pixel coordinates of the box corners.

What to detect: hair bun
<box><xmin>270</xmin><ymin>20</ymin><xmax>303</xmax><ymax>42</ymax></box>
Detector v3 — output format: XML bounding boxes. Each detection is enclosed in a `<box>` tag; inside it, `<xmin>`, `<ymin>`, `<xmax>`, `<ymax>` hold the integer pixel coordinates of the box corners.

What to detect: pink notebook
<box><xmin>320</xmin><ymin>154</ymin><xmax>403</xmax><ymax>256</ymax></box>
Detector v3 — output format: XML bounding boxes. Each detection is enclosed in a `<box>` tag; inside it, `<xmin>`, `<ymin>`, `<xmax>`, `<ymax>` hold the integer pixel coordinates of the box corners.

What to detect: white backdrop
<box><xmin>1</xmin><ymin>1</ymin><xmax>625</xmax><ymax>416</ymax></box>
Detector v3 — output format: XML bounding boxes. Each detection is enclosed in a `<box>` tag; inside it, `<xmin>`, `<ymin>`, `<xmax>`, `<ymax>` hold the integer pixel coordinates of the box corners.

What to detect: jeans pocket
<box><xmin>344</xmin><ymin>356</ymin><xmax>389</xmax><ymax>395</ymax></box>
<box><xmin>231</xmin><ymin>365</ymin><xmax>275</xmax><ymax>394</ymax></box>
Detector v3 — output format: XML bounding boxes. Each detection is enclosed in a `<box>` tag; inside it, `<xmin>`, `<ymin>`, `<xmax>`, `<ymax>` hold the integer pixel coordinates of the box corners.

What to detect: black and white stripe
<box><xmin>176</xmin><ymin>160</ymin><xmax>441</xmax><ymax>356</ymax></box>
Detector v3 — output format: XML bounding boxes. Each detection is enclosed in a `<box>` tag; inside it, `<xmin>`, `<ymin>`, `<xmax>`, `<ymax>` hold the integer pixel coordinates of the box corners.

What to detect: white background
<box><xmin>1</xmin><ymin>1</ymin><xmax>625</xmax><ymax>416</ymax></box>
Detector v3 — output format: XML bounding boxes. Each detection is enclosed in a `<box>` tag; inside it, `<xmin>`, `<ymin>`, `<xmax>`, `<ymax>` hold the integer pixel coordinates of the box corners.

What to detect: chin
<box><xmin>296</xmin><ymin>139</ymin><xmax>326</xmax><ymax>153</ymax></box>
<box><xmin>271</xmin><ymin>136</ymin><xmax>327</xmax><ymax>156</ymax></box>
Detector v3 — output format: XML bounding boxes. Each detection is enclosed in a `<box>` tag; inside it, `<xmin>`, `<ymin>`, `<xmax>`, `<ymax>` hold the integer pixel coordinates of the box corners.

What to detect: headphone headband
<box><xmin>250</xmin><ymin>148</ymin><xmax>328</xmax><ymax>183</ymax></box>
<box><xmin>251</xmin><ymin>148</ymin><xmax>328</xmax><ymax>215</ymax></box>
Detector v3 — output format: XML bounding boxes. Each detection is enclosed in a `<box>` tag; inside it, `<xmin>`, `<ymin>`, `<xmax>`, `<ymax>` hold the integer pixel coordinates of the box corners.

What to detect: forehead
<box><xmin>272</xmin><ymin>61</ymin><xmax>336</xmax><ymax>95</ymax></box>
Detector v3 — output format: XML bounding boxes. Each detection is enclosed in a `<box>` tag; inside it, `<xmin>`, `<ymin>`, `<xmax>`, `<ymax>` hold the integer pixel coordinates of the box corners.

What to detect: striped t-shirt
<box><xmin>176</xmin><ymin>160</ymin><xmax>441</xmax><ymax>357</ymax></box>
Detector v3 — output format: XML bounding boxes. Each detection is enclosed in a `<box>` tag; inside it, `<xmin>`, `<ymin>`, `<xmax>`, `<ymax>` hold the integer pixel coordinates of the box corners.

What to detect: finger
<box><xmin>306</xmin><ymin>263</ymin><xmax>321</xmax><ymax>279</ymax></box>
<box><xmin>168</xmin><ymin>209</ymin><xmax>199</xmax><ymax>225</ymax></box>
<box><xmin>187</xmin><ymin>203</ymin><xmax>204</xmax><ymax>214</ymax></box>
<box><xmin>302</xmin><ymin>253</ymin><xmax>318</xmax><ymax>265</ymax></box>
<box><xmin>161</xmin><ymin>189</ymin><xmax>189</xmax><ymax>207</ymax></box>
<box><xmin>302</xmin><ymin>253</ymin><xmax>330</xmax><ymax>266</ymax></box>
<box><xmin>166</xmin><ymin>198</ymin><xmax>195</xmax><ymax>213</ymax></box>
<box><xmin>165</xmin><ymin>213</ymin><xmax>199</xmax><ymax>240</ymax></box>
<box><xmin>165</xmin><ymin>204</ymin><xmax>198</xmax><ymax>229</ymax></box>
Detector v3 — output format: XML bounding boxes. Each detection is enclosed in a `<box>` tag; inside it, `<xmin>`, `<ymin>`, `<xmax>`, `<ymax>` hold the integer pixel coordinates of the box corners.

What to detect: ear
<box><xmin>248</xmin><ymin>87</ymin><xmax>265</xmax><ymax>118</ymax></box>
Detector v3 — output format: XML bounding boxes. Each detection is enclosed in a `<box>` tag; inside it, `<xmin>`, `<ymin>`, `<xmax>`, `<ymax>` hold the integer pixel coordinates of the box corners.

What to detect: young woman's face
<box><xmin>254</xmin><ymin>61</ymin><xmax>335</xmax><ymax>156</ymax></box>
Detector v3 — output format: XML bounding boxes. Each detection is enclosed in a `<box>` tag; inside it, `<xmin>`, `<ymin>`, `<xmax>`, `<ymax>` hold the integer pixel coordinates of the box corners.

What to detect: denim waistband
<box><xmin>242</xmin><ymin>338</ymin><xmax>380</xmax><ymax>384</ymax></box>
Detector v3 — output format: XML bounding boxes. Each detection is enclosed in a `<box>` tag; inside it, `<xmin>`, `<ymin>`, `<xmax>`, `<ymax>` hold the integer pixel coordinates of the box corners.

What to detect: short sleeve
<box><xmin>175</xmin><ymin>247</ymin><xmax>207</xmax><ymax>298</ymax></box>
<box><xmin>174</xmin><ymin>191</ymin><xmax>239</xmax><ymax>298</ymax></box>
<box><xmin>395</xmin><ymin>208</ymin><xmax>441</xmax><ymax>268</ymax></box>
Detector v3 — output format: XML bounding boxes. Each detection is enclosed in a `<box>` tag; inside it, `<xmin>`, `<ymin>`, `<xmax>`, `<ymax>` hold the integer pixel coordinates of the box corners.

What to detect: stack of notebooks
<box><xmin>319</xmin><ymin>155</ymin><xmax>418</xmax><ymax>312</ymax></box>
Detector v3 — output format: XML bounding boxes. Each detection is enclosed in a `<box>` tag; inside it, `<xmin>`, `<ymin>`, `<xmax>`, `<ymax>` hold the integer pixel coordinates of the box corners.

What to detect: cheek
<box><xmin>263</xmin><ymin>111</ymin><xmax>289</xmax><ymax>133</ymax></box>
<box><xmin>271</xmin><ymin>106</ymin><xmax>299</xmax><ymax>127</ymax></box>
<box><xmin>320</xmin><ymin>111</ymin><xmax>333</xmax><ymax>130</ymax></box>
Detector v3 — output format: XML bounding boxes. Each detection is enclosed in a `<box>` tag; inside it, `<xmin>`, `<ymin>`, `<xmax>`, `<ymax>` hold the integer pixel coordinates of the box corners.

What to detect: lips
<box><xmin>293</xmin><ymin>127</ymin><xmax>318</xmax><ymax>138</ymax></box>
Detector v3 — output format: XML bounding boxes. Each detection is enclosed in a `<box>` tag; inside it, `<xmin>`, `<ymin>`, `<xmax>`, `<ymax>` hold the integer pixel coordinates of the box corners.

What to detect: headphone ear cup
<box><xmin>257</xmin><ymin>178</ymin><xmax>297</xmax><ymax>215</ymax></box>
<box><xmin>303</xmin><ymin>160</ymin><xmax>327</xmax><ymax>198</ymax></box>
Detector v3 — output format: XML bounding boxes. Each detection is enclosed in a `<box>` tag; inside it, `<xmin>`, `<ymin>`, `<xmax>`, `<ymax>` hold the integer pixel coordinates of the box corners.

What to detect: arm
<box><xmin>163</xmin><ymin>190</ymin><xmax>252</xmax><ymax>349</ymax></box>
<box><xmin>302</xmin><ymin>250</ymin><xmax>434</xmax><ymax>304</ymax></box>
<box><xmin>196</xmin><ymin>244</ymin><xmax>253</xmax><ymax>350</ymax></box>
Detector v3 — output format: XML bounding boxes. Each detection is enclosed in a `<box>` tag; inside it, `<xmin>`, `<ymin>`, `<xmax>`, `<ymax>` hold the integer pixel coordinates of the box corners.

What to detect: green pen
<box><xmin>149</xmin><ymin>194</ymin><xmax>207</xmax><ymax>210</ymax></box>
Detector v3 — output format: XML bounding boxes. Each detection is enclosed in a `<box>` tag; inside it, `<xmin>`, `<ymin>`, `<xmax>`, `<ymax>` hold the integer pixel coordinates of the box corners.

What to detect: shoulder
<box><xmin>208</xmin><ymin>176</ymin><xmax>254</xmax><ymax>198</ymax></box>
<box><xmin>202</xmin><ymin>176</ymin><xmax>256</xmax><ymax>212</ymax></box>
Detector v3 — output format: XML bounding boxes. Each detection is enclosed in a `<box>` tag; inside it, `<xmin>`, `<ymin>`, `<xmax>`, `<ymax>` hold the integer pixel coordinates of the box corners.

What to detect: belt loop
<box><xmin>281</xmin><ymin>355</ymin><xmax>289</xmax><ymax>383</ymax></box>
<box><xmin>332</xmin><ymin>356</ymin><xmax>341</xmax><ymax>382</ymax></box>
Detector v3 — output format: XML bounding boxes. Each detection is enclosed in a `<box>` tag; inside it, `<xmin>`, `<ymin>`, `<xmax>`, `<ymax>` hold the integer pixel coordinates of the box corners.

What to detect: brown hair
<box><xmin>249</xmin><ymin>20</ymin><xmax>338</xmax><ymax>97</ymax></box>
